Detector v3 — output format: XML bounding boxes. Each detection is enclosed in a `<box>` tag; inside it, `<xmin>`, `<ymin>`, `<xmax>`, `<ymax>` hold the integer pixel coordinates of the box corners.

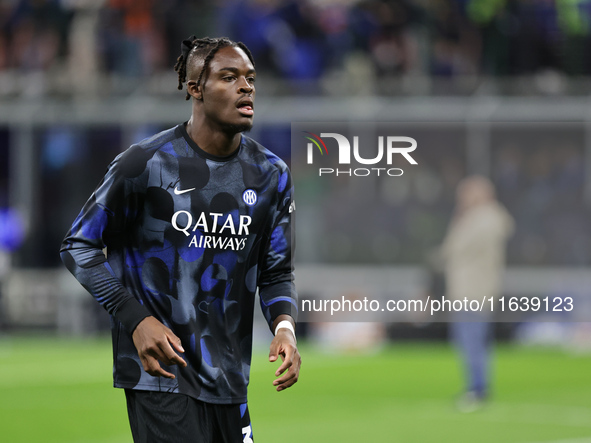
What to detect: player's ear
<box><xmin>187</xmin><ymin>80</ymin><xmax>202</xmax><ymax>101</ymax></box>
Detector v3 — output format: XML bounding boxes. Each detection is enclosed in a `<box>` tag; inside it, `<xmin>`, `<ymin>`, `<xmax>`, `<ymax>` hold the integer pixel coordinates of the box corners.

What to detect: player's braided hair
<box><xmin>174</xmin><ymin>36</ymin><xmax>255</xmax><ymax>100</ymax></box>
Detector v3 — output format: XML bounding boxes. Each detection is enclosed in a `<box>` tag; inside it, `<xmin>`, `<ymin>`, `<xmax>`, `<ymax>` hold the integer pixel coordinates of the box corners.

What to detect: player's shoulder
<box><xmin>135</xmin><ymin>126</ymin><xmax>179</xmax><ymax>151</ymax></box>
<box><xmin>112</xmin><ymin>126</ymin><xmax>179</xmax><ymax>175</ymax></box>
<box><xmin>240</xmin><ymin>134</ymin><xmax>290</xmax><ymax>174</ymax></box>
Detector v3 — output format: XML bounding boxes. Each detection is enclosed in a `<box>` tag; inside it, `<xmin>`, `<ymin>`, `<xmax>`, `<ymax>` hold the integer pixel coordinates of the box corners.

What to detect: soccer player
<box><xmin>60</xmin><ymin>36</ymin><xmax>300</xmax><ymax>443</ymax></box>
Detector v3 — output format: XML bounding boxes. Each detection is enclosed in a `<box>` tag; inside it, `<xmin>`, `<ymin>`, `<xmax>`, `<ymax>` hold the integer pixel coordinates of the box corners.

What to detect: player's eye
<box><xmin>223</xmin><ymin>76</ymin><xmax>236</xmax><ymax>82</ymax></box>
<box><xmin>247</xmin><ymin>77</ymin><xmax>256</xmax><ymax>83</ymax></box>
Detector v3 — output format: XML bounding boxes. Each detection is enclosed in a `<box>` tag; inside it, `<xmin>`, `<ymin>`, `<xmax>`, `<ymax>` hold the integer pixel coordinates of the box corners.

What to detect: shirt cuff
<box><xmin>114</xmin><ymin>297</ymin><xmax>152</xmax><ymax>334</ymax></box>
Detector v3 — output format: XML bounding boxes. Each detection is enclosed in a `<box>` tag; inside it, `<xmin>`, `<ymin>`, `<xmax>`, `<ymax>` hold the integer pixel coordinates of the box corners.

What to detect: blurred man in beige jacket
<box><xmin>441</xmin><ymin>176</ymin><xmax>514</xmax><ymax>411</ymax></box>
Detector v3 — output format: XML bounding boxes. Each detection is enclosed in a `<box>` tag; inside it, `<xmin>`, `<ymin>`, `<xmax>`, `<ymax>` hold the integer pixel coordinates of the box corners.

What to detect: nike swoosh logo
<box><xmin>174</xmin><ymin>186</ymin><xmax>196</xmax><ymax>195</ymax></box>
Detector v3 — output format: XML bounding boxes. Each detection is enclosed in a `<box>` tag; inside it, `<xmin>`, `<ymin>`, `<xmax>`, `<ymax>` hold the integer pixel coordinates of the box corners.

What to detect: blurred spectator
<box><xmin>464</xmin><ymin>0</ymin><xmax>514</xmax><ymax>76</ymax></box>
<box><xmin>558</xmin><ymin>0</ymin><xmax>591</xmax><ymax>75</ymax></box>
<box><xmin>364</xmin><ymin>0</ymin><xmax>421</xmax><ymax>77</ymax></box>
<box><xmin>5</xmin><ymin>0</ymin><xmax>71</xmax><ymax>71</ymax></box>
<box><xmin>440</xmin><ymin>175</ymin><xmax>514</xmax><ymax>411</ymax></box>
<box><xmin>98</xmin><ymin>0</ymin><xmax>167</xmax><ymax>77</ymax></box>
<box><xmin>0</xmin><ymin>206</ymin><xmax>25</xmax><ymax>328</ymax></box>
<box><xmin>431</xmin><ymin>0</ymin><xmax>479</xmax><ymax>77</ymax></box>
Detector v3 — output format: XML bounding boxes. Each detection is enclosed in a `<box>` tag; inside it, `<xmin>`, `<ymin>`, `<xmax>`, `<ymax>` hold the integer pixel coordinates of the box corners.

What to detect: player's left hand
<box><xmin>269</xmin><ymin>327</ymin><xmax>301</xmax><ymax>392</ymax></box>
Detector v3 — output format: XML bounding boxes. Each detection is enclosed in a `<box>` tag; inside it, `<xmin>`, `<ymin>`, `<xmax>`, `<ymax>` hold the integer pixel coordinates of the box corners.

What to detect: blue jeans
<box><xmin>450</xmin><ymin>317</ymin><xmax>492</xmax><ymax>396</ymax></box>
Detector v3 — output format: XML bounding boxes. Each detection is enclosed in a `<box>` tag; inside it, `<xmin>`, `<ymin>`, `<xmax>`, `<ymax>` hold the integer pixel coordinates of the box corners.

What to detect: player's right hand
<box><xmin>131</xmin><ymin>316</ymin><xmax>187</xmax><ymax>379</ymax></box>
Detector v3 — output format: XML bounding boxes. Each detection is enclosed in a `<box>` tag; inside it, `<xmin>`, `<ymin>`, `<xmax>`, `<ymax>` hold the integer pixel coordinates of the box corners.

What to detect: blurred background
<box><xmin>1</xmin><ymin>0</ymin><xmax>591</xmax><ymax>442</ymax></box>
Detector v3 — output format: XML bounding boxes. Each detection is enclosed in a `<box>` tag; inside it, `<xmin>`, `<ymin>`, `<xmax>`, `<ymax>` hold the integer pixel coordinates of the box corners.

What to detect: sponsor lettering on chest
<box><xmin>171</xmin><ymin>211</ymin><xmax>252</xmax><ymax>250</ymax></box>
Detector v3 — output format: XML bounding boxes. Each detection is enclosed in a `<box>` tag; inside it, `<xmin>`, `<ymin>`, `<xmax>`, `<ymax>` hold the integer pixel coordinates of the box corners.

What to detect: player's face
<box><xmin>200</xmin><ymin>46</ymin><xmax>256</xmax><ymax>134</ymax></box>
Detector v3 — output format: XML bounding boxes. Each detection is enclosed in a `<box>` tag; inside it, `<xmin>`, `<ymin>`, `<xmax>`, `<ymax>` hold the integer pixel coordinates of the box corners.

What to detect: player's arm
<box><xmin>258</xmin><ymin>165</ymin><xmax>300</xmax><ymax>391</ymax></box>
<box><xmin>60</xmin><ymin>149</ymin><xmax>186</xmax><ymax>378</ymax></box>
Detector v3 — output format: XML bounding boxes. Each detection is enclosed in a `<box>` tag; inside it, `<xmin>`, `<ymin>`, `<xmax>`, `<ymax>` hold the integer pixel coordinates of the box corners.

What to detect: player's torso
<box><xmin>124</xmin><ymin>139</ymin><xmax>277</xmax><ymax>315</ymax></box>
<box><xmin>110</xmin><ymin>133</ymin><xmax>286</xmax><ymax>401</ymax></box>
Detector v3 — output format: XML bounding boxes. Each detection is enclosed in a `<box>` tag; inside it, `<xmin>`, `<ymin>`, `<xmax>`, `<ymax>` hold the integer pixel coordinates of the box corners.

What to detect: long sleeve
<box><xmin>258</xmin><ymin>166</ymin><xmax>298</xmax><ymax>329</ymax></box>
<box><xmin>60</xmin><ymin>148</ymin><xmax>152</xmax><ymax>333</ymax></box>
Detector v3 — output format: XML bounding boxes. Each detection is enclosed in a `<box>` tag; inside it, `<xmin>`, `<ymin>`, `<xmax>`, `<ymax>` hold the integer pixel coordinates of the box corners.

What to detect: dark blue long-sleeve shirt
<box><xmin>60</xmin><ymin>124</ymin><xmax>297</xmax><ymax>404</ymax></box>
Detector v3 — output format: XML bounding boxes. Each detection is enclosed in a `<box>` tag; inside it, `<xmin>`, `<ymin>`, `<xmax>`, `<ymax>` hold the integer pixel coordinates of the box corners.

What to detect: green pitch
<box><xmin>1</xmin><ymin>335</ymin><xmax>590</xmax><ymax>442</ymax></box>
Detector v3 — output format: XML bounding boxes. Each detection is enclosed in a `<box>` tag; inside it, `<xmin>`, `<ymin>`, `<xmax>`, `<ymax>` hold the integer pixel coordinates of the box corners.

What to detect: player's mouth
<box><xmin>236</xmin><ymin>97</ymin><xmax>254</xmax><ymax>116</ymax></box>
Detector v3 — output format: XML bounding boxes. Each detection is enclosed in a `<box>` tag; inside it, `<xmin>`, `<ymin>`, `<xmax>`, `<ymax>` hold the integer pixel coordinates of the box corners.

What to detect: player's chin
<box><xmin>221</xmin><ymin>118</ymin><xmax>253</xmax><ymax>134</ymax></box>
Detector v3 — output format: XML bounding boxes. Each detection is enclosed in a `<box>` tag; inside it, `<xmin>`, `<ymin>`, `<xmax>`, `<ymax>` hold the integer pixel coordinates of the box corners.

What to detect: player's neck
<box><xmin>186</xmin><ymin>117</ymin><xmax>241</xmax><ymax>157</ymax></box>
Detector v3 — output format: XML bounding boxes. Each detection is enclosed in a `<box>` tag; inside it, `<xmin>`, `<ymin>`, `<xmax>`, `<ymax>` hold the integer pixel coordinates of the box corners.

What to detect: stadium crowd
<box><xmin>1</xmin><ymin>0</ymin><xmax>591</xmax><ymax>96</ymax></box>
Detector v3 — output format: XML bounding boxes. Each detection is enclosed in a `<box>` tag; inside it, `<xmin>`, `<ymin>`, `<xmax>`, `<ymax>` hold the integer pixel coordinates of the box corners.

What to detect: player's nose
<box><xmin>237</xmin><ymin>77</ymin><xmax>253</xmax><ymax>94</ymax></box>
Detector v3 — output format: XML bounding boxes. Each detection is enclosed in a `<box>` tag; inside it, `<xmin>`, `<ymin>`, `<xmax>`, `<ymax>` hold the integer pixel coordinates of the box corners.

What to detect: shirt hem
<box><xmin>114</xmin><ymin>382</ymin><xmax>248</xmax><ymax>405</ymax></box>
